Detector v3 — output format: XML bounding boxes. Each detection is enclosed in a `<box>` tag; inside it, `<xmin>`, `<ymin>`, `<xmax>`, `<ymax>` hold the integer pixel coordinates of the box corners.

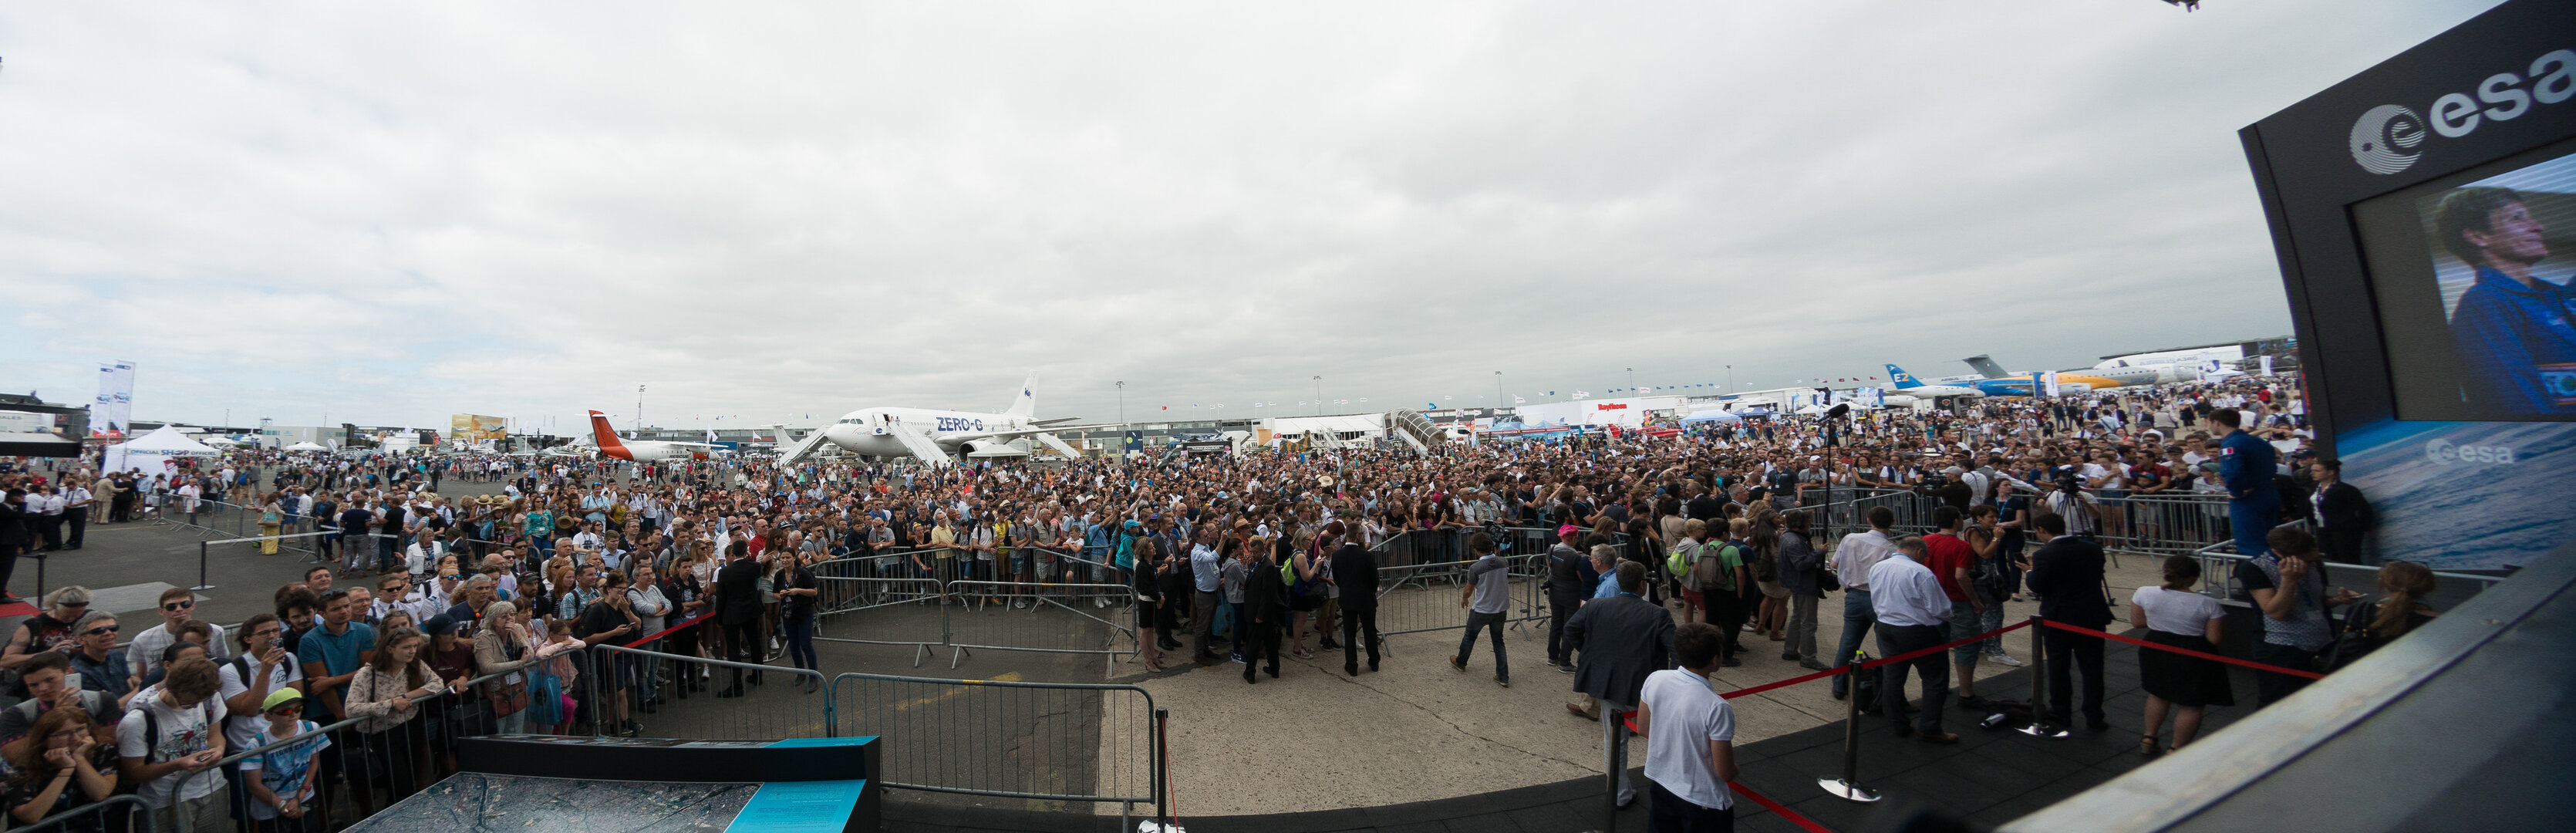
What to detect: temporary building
<box><xmin>104</xmin><ymin>425</ymin><xmax>221</xmax><ymax>476</ymax></box>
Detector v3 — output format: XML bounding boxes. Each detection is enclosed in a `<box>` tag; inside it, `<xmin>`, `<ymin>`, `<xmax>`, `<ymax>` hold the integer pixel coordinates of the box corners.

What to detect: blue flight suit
<box><xmin>2451</xmin><ymin>266</ymin><xmax>2576</xmax><ymax>415</ymax></box>
<box><xmin>2220</xmin><ymin>430</ymin><xmax>2278</xmax><ymax>557</ymax></box>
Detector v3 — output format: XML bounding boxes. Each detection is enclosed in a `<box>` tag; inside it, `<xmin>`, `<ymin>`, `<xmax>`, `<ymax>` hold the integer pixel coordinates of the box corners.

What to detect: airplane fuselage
<box><xmin>819</xmin><ymin>407</ymin><xmax>1039</xmax><ymax>457</ymax></box>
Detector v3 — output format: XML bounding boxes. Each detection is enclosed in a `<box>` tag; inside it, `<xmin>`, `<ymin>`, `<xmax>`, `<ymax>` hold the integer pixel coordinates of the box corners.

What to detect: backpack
<box><xmin>1664</xmin><ymin>541</ymin><xmax>1700</xmax><ymax>582</ymax></box>
<box><xmin>1694</xmin><ymin>544</ymin><xmax>1738</xmax><ymax>593</ymax></box>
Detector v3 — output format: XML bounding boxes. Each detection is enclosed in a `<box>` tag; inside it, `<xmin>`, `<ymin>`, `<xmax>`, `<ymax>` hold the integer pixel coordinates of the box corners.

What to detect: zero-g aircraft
<box><xmin>781</xmin><ymin>372</ymin><xmax>1111</xmax><ymax>467</ymax></box>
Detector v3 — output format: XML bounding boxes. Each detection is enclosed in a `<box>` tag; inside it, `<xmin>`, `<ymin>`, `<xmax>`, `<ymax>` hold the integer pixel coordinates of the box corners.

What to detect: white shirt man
<box><xmin>1829</xmin><ymin>528</ymin><xmax>1897</xmax><ymax>593</ymax></box>
<box><xmin>1637</xmin><ymin>660</ymin><xmax>1737</xmax><ymax>821</ymax></box>
<box><xmin>1866</xmin><ymin>548</ymin><xmax>1951</xmax><ymax>629</ymax></box>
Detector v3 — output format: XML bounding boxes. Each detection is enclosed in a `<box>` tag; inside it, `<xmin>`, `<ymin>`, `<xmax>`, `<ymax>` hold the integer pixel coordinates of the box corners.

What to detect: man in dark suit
<box><xmin>1563</xmin><ymin>561</ymin><xmax>1676</xmax><ymax>809</ymax></box>
<box><xmin>711</xmin><ymin>542</ymin><xmax>766</xmax><ymax>697</ymax></box>
<box><xmin>0</xmin><ymin>489</ymin><xmax>29</xmax><ymax>604</ymax></box>
<box><xmin>1240</xmin><ymin>545</ymin><xmax>1285</xmax><ymax>683</ymax></box>
<box><xmin>1328</xmin><ymin>522</ymin><xmax>1381</xmax><ymax>677</ymax></box>
<box><xmin>1544</xmin><ymin>525</ymin><xmax>1586</xmax><ymax>673</ymax></box>
<box><xmin>2025</xmin><ymin>512</ymin><xmax>2112</xmax><ymax>730</ymax></box>
<box><xmin>2308</xmin><ymin>458</ymin><xmax>2373</xmax><ymax>563</ymax></box>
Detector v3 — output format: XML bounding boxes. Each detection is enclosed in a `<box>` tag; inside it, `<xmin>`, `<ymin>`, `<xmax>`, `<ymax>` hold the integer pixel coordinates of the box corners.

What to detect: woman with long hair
<box><xmin>2130</xmin><ymin>556</ymin><xmax>2232</xmax><ymax>756</ymax></box>
<box><xmin>346</xmin><ymin>627</ymin><xmax>445</xmax><ymax>801</ymax></box>
<box><xmin>1747</xmin><ymin>506</ymin><xmax>1788</xmax><ymax>642</ymax></box>
<box><xmin>3</xmin><ymin>707</ymin><xmax>116</xmax><ymax>829</ymax></box>
<box><xmin>2363</xmin><ymin>561</ymin><xmax>2439</xmax><ymax>643</ymax></box>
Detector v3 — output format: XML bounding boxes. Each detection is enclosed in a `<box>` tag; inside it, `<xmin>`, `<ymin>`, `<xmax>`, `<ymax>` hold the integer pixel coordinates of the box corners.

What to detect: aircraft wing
<box><xmin>1033</xmin><ymin>431</ymin><xmax>1084</xmax><ymax>459</ymax></box>
<box><xmin>890</xmin><ymin>424</ymin><xmax>954</xmax><ymax>467</ymax></box>
<box><xmin>958</xmin><ymin>424</ymin><xmax>1120</xmax><ymax>440</ymax></box>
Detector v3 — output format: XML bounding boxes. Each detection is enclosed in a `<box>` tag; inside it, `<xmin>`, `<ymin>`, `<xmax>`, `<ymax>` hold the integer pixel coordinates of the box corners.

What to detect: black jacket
<box><xmin>1329</xmin><ymin>544</ymin><xmax>1378</xmax><ymax>612</ymax></box>
<box><xmin>713</xmin><ymin>558</ymin><xmax>765</xmax><ymax>626</ymax></box>
<box><xmin>1242</xmin><ymin>557</ymin><xmax>1286</xmax><ymax>626</ymax></box>
<box><xmin>2025</xmin><ymin>535</ymin><xmax>2112</xmax><ymax>629</ymax></box>
<box><xmin>2315</xmin><ymin>481</ymin><xmax>2374</xmax><ymax>561</ymax></box>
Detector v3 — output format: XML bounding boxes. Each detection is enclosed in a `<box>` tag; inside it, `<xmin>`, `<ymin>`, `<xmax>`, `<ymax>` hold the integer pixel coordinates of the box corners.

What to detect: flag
<box><xmin>706</xmin><ymin>428</ymin><xmax>717</xmax><ymax>443</ymax></box>
<box><xmin>1574</xmin><ymin>390</ymin><xmax>1589</xmax><ymax>399</ymax></box>
<box><xmin>1546</xmin><ymin>390</ymin><xmax>1556</xmax><ymax>396</ymax></box>
<box><xmin>1161</xmin><ymin>406</ymin><xmax>1168</xmax><ymax>410</ymax></box>
<box><xmin>1513</xmin><ymin>396</ymin><xmax>1526</xmax><ymax>404</ymax></box>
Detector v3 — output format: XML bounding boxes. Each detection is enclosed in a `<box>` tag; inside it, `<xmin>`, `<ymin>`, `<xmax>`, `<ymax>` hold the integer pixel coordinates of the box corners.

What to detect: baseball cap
<box><xmin>423</xmin><ymin>614</ymin><xmax>460</xmax><ymax>637</ymax></box>
<box><xmin>262</xmin><ymin>688</ymin><xmax>305</xmax><ymax>712</ymax></box>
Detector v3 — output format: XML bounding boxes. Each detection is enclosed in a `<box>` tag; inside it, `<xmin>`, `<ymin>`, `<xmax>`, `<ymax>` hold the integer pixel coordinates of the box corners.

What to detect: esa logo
<box><xmin>2349</xmin><ymin>49</ymin><xmax>2574</xmax><ymax>174</ymax></box>
<box><xmin>935</xmin><ymin>416</ymin><xmax>986</xmax><ymax>432</ymax></box>
<box><xmin>2423</xmin><ymin>437</ymin><xmax>2515</xmax><ymax>466</ymax></box>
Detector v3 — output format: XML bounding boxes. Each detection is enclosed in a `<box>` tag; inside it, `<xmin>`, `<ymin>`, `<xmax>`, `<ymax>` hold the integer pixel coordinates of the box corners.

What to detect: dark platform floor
<box><xmin>885</xmin><ymin>635</ymin><xmax>2261</xmax><ymax>833</ymax></box>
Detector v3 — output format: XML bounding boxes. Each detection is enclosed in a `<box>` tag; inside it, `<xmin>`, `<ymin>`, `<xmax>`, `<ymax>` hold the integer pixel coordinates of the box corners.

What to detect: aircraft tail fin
<box><xmin>585</xmin><ymin>410</ymin><xmax>630</xmax><ymax>456</ymax></box>
<box><xmin>1885</xmin><ymin>364</ymin><xmax>1925</xmax><ymax>389</ymax></box>
<box><xmin>1003</xmin><ymin>371</ymin><xmax>1038</xmax><ymax>420</ymax></box>
<box><xmin>1961</xmin><ymin>355</ymin><xmax>2013</xmax><ymax>379</ymax></box>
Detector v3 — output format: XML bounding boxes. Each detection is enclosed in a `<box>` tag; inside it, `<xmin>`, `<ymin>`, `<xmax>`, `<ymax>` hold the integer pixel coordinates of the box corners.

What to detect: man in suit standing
<box><xmin>712</xmin><ymin>542</ymin><xmax>765</xmax><ymax>697</ymax></box>
<box><xmin>1545</xmin><ymin>525</ymin><xmax>1586</xmax><ymax>673</ymax></box>
<box><xmin>1563</xmin><ymin>562</ymin><xmax>1677</xmax><ymax>810</ymax></box>
<box><xmin>2025</xmin><ymin>512</ymin><xmax>2112</xmax><ymax>731</ymax></box>
<box><xmin>1327</xmin><ymin>521</ymin><xmax>1381</xmax><ymax>677</ymax></box>
<box><xmin>1239</xmin><ymin>542</ymin><xmax>1285</xmax><ymax>684</ymax></box>
<box><xmin>2308</xmin><ymin>459</ymin><xmax>2373</xmax><ymax>563</ymax></box>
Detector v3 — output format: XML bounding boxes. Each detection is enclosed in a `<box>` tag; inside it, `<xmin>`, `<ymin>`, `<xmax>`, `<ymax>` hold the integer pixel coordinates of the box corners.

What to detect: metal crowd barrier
<box><xmin>2187</xmin><ymin>525</ymin><xmax>2506</xmax><ymax>614</ymax></box>
<box><xmin>159</xmin><ymin>669</ymin><xmax>524</xmax><ymax>833</ymax></box>
<box><xmin>942</xmin><ymin>582</ymin><xmax>1143</xmax><ymax>669</ymax></box>
<box><xmin>583</xmin><ymin>642</ymin><xmax>833</xmax><ymax>741</ymax></box>
<box><xmin>829</xmin><ymin>671</ymin><xmax>1164</xmax><ymax>829</ymax></box>
<box><xmin>813</xmin><ymin>574</ymin><xmax>950</xmax><ymax>666</ymax></box>
<box><xmin>2116</xmin><ymin>491</ymin><xmax>2237</xmax><ymax>555</ymax></box>
<box><xmin>10</xmin><ymin>794</ymin><xmax>153</xmax><ymax>833</ymax></box>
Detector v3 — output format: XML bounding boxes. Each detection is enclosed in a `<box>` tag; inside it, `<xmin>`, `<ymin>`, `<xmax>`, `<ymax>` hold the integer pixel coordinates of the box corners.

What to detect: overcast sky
<box><xmin>0</xmin><ymin>1</ymin><xmax>2505</xmax><ymax>432</ymax></box>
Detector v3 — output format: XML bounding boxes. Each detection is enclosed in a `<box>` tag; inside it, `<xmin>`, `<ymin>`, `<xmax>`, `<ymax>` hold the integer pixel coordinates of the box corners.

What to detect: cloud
<box><xmin>0</xmin><ymin>1</ymin><xmax>2503</xmax><ymax>427</ymax></box>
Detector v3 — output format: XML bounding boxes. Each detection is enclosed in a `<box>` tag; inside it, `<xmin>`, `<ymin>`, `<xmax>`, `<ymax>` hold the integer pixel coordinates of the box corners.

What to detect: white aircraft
<box><xmin>587</xmin><ymin>410</ymin><xmax>720</xmax><ymax>463</ymax></box>
<box><xmin>788</xmin><ymin>372</ymin><xmax>1108</xmax><ymax>467</ymax></box>
<box><xmin>1883</xmin><ymin>365</ymin><xmax>1988</xmax><ymax>400</ymax></box>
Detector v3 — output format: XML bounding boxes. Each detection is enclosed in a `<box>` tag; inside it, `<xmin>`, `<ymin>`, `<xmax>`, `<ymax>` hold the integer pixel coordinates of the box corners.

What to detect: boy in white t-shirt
<box><xmin>1635</xmin><ymin>622</ymin><xmax>1739</xmax><ymax>831</ymax></box>
<box><xmin>116</xmin><ymin>657</ymin><xmax>230</xmax><ymax>831</ymax></box>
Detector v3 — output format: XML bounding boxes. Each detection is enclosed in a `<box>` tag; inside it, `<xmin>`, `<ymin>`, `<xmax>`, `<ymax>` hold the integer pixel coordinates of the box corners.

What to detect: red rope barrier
<box><xmin>1851</xmin><ymin>619</ymin><xmax>2035</xmax><ymax>673</ymax></box>
<box><xmin>2036</xmin><ymin>619</ymin><xmax>2325</xmax><ymax>680</ymax></box>
<box><xmin>620</xmin><ymin>610</ymin><xmax>713</xmax><ymax>649</ymax></box>
<box><xmin>1731</xmin><ymin>781</ymin><xmax>1836</xmax><ymax>833</ymax></box>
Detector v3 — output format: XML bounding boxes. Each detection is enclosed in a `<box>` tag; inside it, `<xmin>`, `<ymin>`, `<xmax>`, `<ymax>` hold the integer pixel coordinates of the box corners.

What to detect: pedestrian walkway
<box><xmin>888</xmin><ymin>638</ymin><xmax>2254</xmax><ymax>832</ymax></box>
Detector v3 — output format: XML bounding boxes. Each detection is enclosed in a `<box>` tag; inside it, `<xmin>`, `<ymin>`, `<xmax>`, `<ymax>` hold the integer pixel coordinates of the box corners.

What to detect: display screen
<box><xmin>2355</xmin><ymin>138</ymin><xmax>2576</xmax><ymax>420</ymax></box>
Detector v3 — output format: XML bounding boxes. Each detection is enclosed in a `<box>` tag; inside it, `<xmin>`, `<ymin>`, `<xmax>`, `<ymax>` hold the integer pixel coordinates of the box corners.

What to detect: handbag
<box><xmin>526</xmin><ymin>668</ymin><xmax>565</xmax><ymax>725</ymax></box>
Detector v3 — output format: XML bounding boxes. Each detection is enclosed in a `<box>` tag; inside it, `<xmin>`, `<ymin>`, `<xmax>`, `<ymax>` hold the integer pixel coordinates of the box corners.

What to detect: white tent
<box><xmin>285</xmin><ymin>441</ymin><xmax>329</xmax><ymax>451</ymax></box>
<box><xmin>104</xmin><ymin>425</ymin><xmax>221</xmax><ymax>477</ymax></box>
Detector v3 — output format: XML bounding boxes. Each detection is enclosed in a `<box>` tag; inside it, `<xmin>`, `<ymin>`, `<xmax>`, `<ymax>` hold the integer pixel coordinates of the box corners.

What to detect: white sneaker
<box><xmin>1095</xmin><ymin>597</ymin><xmax>1109</xmax><ymax>608</ymax></box>
<box><xmin>1990</xmin><ymin>653</ymin><xmax>2025</xmax><ymax>667</ymax></box>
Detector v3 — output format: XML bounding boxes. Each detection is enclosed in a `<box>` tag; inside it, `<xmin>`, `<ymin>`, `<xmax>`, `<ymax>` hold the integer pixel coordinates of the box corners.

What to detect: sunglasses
<box><xmin>164</xmin><ymin>600</ymin><xmax>195</xmax><ymax>612</ymax></box>
<box><xmin>83</xmin><ymin>626</ymin><xmax>120</xmax><ymax>636</ymax></box>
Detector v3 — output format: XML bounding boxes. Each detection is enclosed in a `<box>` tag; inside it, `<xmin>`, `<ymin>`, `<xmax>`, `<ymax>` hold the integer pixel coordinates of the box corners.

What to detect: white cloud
<box><xmin>0</xmin><ymin>1</ymin><xmax>2503</xmax><ymax>427</ymax></box>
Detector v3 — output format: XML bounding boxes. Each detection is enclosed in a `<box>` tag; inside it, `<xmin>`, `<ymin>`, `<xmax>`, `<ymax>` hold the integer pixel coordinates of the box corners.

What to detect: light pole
<box><xmin>1116</xmin><ymin>381</ymin><xmax>1125</xmax><ymax>424</ymax></box>
<box><xmin>637</xmin><ymin>385</ymin><xmax>646</xmax><ymax>437</ymax></box>
<box><xmin>1313</xmin><ymin>376</ymin><xmax>1322</xmax><ymax>416</ymax></box>
<box><xmin>1727</xmin><ymin>364</ymin><xmax>1735</xmax><ymax>393</ymax></box>
<box><xmin>1495</xmin><ymin>371</ymin><xmax>1504</xmax><ymax>413</ymax></box>
<box><xmin>1627</xmin><ymin>368</ymin><xmax>1636</xmax><ymax>395</ymax></box>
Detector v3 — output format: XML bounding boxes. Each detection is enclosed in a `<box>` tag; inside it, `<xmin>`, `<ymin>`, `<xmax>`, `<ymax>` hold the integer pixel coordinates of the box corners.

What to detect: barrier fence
<box><xmin>830</xmin><ymin>672</ymin><xmax>1163</xmax><ymax>828</ymax></box>
<box><xmin>11</xmin><ymin>794</ymin><xmax>153</xmax><ymax>833</ymax></box>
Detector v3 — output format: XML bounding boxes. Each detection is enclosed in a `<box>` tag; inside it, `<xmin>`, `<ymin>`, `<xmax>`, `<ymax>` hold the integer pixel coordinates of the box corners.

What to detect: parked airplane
<box><xmin>1961</xmin><ymin>355</ymin><xmax>2161</xmax><ymax>390</ymax></box>
<box><xmin>586</xmin><ymin>410</ymin><xmax>719</xmax><ymax>462</ymax></box>
<box><xmin>1883</xmin><ymin>365</ymin><xmax>1988</xmax><ymax>400</ymax></box>
<box><xmin>787</xmin><ymin>372</ymin><xmax>1111</xmax><ymax>467</ymax></box>
<box><xmin>2095</xmin><ymin>343</ymin><xmax>2247</xmax><ymax>371</ymax></box>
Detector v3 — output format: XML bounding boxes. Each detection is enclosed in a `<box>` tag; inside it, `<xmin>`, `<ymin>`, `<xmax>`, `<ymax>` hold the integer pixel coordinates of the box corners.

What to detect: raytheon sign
<box><xmin>2348</xmin><ymin>47</ymin><xmax>2573</xmax><ymax>174</ymax></box>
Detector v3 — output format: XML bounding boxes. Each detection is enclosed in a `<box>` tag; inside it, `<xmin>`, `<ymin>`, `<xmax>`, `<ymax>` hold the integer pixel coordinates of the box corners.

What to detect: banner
<box><xmin>449</xmin><ymin>414</ymin><xmax>508</xmax><ymax>443</ymax></box>
<box><xmin>91</xmin><ymin>359</ymin><xmax>135</xmax><ymax>438</ymax></box>
<box><xmin>2041</xmin><ymin>371</ymin><xmax>2060</xmax><ymax>398</ymax></box>
<box><xmin>2259</xmin><ymin>355</ymin><xmax>2275</xmax><ymax>376</ymax></box>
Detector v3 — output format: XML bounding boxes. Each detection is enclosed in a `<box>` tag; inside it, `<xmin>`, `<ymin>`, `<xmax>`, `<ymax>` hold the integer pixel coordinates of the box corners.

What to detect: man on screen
<box><xmin>2439</xmin><ymin>186</ymin><xmax>2576</xmax><ymax>415</ymax></box>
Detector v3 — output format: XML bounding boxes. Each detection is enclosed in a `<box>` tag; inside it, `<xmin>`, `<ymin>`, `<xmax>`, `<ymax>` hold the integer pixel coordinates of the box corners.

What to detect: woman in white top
<box><xmin>2129</xmin><ymin>555</ymin><xmax>2234</xmax><ymax>757</ymax></box>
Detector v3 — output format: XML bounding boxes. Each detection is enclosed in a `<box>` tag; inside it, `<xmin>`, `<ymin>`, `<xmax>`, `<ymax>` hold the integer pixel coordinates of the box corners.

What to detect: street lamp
<box><xmin>1495</xmin><ymin>371</ymin><xmax>1504</xmax><ymax>412</ymax></box>
<box><xmin>1627</xmin><ymin>367</ymin><xmax>1635</xmax><ymax>395</ymax></box>
<box><xmin>1313</xmin><ymin>376</ymin><xmax>1322</xmax><ymax>416</ymax></box>
<box><xmin>1116</xmin><ymin>381</ymin><xmax>1125</xmax><ymax>424</ymax></box>
<box><xmin>1726</xmin><ymin>364</ymin><xmax>1735</xmax><ymax>392</ymax></box>
<box><xmin>637</xmin><ymin>385</ymin><xmax>646</xmax><ymax>436</ymax></box>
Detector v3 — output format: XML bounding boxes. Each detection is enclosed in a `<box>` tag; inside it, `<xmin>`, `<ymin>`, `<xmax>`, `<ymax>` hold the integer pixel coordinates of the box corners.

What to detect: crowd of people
<box><xmin>0</xmin><ymin>373</ymin><xmax>2458</xmax><ymax>831</ymax></box>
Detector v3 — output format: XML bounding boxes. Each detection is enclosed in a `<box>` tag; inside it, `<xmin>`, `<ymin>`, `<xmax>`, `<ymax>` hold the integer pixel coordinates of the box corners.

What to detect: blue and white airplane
<box><xmin>1883</xmin><ymin>365</ymin><xmax>1989</xmax><ymax>400</ymax></box>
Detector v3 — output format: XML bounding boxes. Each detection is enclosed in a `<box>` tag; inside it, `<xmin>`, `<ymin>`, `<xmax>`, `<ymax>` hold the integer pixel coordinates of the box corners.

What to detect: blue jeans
<box><xmin>2230</xmin><ymin>496</ymin><xmax>2278</xmax><ymax>557</ymax></box>
<box><xmin>786</xmin><ymin>615</ymin><xmax>818</xmax><ymax>671</ymax></box>
<box><xmin>1830</xmin><ymin>588</ymin><xmax>1876</xmax><ymax>696</ymax></box>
